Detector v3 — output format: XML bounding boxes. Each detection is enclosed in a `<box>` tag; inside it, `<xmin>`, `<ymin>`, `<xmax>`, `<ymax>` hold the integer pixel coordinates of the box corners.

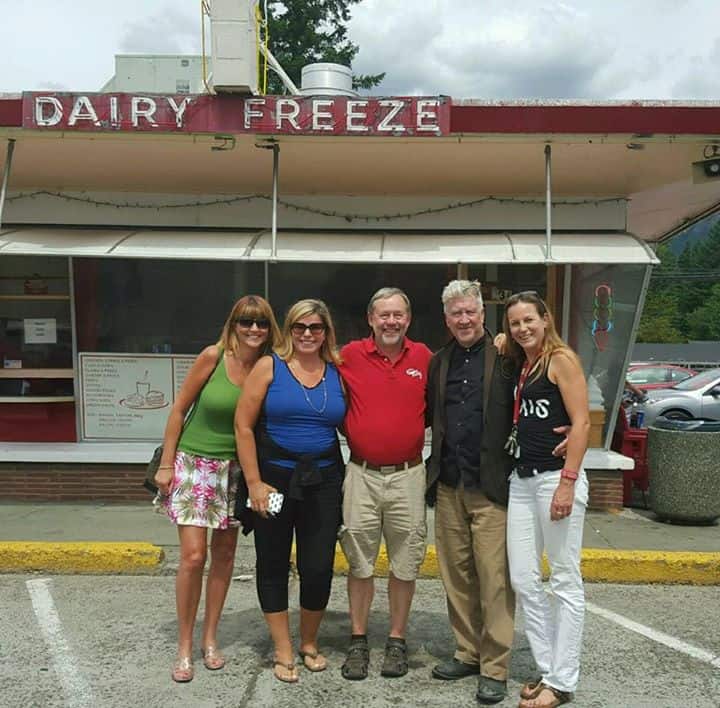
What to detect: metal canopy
<box><xmin>0</xmin><ymin>227</ymin><xmax>659</xmax><ymax>264</ymax></box>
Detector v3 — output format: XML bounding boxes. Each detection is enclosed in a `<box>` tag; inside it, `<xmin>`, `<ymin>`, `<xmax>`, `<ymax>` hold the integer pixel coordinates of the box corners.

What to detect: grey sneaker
<box><xmin>475</xmin><ymin>676</ymin><xmax>507</xmax><ymax>705</ymax></box>
<box><xmin>380</xmin><ymin>637</ymin><xmax>408</xmax><ymax>678</ymax></box>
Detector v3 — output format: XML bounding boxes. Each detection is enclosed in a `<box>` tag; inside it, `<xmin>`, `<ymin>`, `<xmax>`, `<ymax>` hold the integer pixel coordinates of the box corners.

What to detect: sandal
<box><xmin>299</xmin><ymin>648</ymin><xmax>327</xmax><ymax>672</ymax></box>
<box><xmin>519</xmin><ymin>683</ymin><xmax>572</xmax><ymax>708</ymax></box>
<box><xmin>201</xmin><ymin>645</ymin><xmax>226</xmax><ymax>671</ymax></box>
<box><xmin>171</xmin><ymin>655</ymin><xmax>194</xmax><ymax>683</ymax></box>
<box><xmin>273</xmin><ymin>657</ymin><xmax>299</xmax><ymax>684</ymax></box>
<box><xmin>380</xmin><ymin>637</ymin><xmax>408</xmax><ymax>678</ymax></box>
<box><xmin>520</xmin><ymin>677</ymin><xmax>544</xmax><ymax>699</ymax></box>
<box><xmin>341</xmin><ymin>637</ymin><xmax>370</xmax><ymax>681</ymax></box>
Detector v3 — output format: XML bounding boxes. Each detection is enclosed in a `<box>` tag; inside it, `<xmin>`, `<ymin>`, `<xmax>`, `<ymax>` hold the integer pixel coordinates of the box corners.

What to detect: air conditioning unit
<box><xmin>208</xmin><ymin>0</ymin><xmax>258</xmax><ymax>94</ymax></box>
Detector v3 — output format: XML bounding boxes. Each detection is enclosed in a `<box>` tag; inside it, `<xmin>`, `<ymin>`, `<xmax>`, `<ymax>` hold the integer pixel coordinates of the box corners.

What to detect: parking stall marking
<box><xmin>587</xmin><ymin>601</ymin><xmax>720</xmax><ymax>669</ymax></box>
<box><xmin>26</xmin><ymin>578</ymin><xmax>94</xmax><ymax>708</ymax></box>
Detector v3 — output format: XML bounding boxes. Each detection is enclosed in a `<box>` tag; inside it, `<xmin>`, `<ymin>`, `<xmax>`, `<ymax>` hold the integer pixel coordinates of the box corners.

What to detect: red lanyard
<box><xmin>512</xmin><ymin>358</ymin><xmax>537</xmax><ymax>426</ymax></box>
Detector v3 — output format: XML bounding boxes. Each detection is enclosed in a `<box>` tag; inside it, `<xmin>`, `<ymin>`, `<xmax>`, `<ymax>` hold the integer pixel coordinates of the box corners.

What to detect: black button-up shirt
<box><xmin>440</xmin><ymin>338</ymin><xmax>485</xmax><ymax>488</ymax></box>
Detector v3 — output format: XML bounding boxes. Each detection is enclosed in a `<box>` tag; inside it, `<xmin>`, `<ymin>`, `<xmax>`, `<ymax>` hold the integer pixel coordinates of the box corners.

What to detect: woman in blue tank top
<box><xmin>502</xmin><ymin>292</ymin><xmax>590</xmax><ymax>708</ymax></box>
<box><xmin>235</xmin><ymin>299</ymin><xmax>346</xmax><ymax>683</ymax></box>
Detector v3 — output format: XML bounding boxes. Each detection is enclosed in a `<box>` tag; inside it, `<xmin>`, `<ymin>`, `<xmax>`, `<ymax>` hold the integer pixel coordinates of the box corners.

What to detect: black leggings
<box><xmin>253</xmin><ymin>462</ymin><xmax>342</xmax><ymax>613</ymax></box>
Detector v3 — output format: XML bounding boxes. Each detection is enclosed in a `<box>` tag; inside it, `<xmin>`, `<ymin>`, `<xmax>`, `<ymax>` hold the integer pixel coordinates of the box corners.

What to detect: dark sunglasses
<box><xmin>290</xmin><ymin>322</ymin><xmax>326</xmax><ymax>335</ymax></box>
<box><xmin>235</xmin><ymin>317</ymin><xmax>271</xmax><ymax>330</ymax></box>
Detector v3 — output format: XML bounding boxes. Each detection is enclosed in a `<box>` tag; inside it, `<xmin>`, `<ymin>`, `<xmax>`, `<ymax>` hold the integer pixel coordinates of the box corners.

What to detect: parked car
<box><xmin>627</xmin><ymin>363</ymin><xmax>697</xmax><ymax>391</ymax></box>
<box><xmin>638</xmin><ymin>368</ymin><xmax>720</xmax><ymax>427</ymax></box>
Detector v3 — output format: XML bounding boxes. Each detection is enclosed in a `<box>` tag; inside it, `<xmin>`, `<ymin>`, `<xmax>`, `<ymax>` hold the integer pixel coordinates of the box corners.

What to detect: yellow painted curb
<box><xmin>331</xmin><ymin>544</ymin><xmax>720</xmax><ymax>585</ymax></box>
<box><xmin>0</xmin><ymin>542</ymin><xmax>164</xmax><ymax>574</ymax></box>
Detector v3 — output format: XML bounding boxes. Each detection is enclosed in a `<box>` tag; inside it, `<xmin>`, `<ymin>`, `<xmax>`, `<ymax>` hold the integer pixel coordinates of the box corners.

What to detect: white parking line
<box><xmin>26</xmin><ymin>578</ymin><xmax>94</xmax><ymax>707</ymax></box>
<box><xmin>587</xmin><ymin>601</ymin><xmax>720</xmax><ymax>669</ymax></box>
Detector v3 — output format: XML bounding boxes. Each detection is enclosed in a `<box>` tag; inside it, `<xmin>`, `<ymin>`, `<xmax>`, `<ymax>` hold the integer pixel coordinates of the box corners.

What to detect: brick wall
<box><xmin>0</xmin><ymin>463</ymin><xmax>148</xmax><ymax>502</ymax></box>
<box><xmin>0</xmin><ymin>462</ymin><xmax>626</xmax><ymax>510</ymax></box>
<box><xmin>587</xmin><ymin>469</ymin><xmax>624</xmax><ymax>510</ymax></box>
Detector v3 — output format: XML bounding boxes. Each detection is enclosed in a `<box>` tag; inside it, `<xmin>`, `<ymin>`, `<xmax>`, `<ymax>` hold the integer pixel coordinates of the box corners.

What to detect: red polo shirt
<box><xmin>340</xmin><ymin>336</ymin><xmax>432</xmax><ymax>465</ymax></box>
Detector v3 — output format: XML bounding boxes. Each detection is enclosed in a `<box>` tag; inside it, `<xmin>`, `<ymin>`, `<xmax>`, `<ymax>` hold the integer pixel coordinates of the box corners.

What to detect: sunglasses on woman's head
<box><xmin>235</xmin><ymin>317</ymin><xmax>271</xmax><ymax>329</ymax></box>
<box><xmin>290</xmin><ymin>322</ymin><xmax>326</xmax><ymax>335</ymax></box>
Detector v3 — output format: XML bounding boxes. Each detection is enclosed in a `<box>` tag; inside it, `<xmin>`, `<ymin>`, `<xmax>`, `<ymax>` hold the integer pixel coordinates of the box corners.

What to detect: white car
<box><xmin>639</xmin><ymin>368</ymin><xmax>720</xmax><ymax>427</ymax></box>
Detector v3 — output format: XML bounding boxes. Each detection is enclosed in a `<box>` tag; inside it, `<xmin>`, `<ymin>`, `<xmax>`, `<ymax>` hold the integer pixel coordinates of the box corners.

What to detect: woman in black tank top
<box><xmin>502</xmin><ymin>292</ymin><xmax>590</xmax><ymax>707</ymax></box>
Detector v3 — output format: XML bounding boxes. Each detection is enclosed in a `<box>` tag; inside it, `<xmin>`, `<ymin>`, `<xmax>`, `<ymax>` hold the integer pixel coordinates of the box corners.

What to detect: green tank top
<box><xmin>177</xmin><ymin>356</ymin><xmax>242</xmax><ymax>460</ymax></box>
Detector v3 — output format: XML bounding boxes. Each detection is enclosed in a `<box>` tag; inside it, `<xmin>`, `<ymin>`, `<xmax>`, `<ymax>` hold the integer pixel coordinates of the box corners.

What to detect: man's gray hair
<box><xmin>441</xmin><ymin>280</ymin><xmax>484</xmax><ymax>313</ymax></box>
<box><xmin>367</xmin><ymin>287</ymin><xmax>411</xmax><ymax>315</ymax></box>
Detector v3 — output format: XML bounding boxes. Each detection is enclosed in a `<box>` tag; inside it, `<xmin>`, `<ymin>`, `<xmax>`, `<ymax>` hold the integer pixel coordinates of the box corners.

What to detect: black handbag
<box><xmin>143</xmin><ymin>351</ymin><xmax>222</xmax><ymax>495</ymax></box>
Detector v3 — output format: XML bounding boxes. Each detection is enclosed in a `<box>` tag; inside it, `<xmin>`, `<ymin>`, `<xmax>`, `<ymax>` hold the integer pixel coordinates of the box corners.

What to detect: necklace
<box><xmin>289</xmin><ymin>360</ymin><xmax>328</xmax><ymax>414</ymax></box>
<box><xmin>300</xmin><ymin>376</ymin><xmax>327</xmax><ymax>414</ymax></box>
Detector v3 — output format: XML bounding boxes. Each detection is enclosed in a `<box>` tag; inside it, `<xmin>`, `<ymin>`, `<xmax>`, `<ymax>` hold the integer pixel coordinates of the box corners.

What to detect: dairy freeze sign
<box><xmin>22</xmin><ymin>93</ymin><xmax>450</xmax><ymax>136</ymax></box>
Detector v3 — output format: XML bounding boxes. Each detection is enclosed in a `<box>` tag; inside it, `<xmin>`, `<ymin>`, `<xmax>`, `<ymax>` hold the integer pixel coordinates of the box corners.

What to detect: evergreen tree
<box><xmin>265</xmin><ymin>1</ymin><xmax>385</xmax><ymax>94</ymax></box>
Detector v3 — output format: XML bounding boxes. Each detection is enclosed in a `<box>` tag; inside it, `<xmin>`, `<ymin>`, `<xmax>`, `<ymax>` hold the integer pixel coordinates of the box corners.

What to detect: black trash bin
<box><xmin>648</xmin><ymin>416</ymin><xmax>720</xmax><ymax>524</ymax></box>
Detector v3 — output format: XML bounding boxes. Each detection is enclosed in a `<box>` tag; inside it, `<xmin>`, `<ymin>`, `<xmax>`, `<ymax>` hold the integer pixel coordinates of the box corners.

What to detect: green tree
<box><xmin>265</xmin><ymin>1</ymin><xmax>385</xmax><ymax>94</ymax></box>
<box><xmin>637</xmin><ymin>244</ymin><xmax>685</xmax><ymax>343</ymax></box>
<box><xmin>686</xmin><ymin>282</ymin><xmax>720</xmax><ymax>340</ymax></box>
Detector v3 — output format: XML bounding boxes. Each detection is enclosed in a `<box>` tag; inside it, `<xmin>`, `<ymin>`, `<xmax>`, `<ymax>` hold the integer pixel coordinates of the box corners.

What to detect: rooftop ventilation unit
<box><xmin>207</xmin><ymin>0</ymin><xmax>258</xmax><ymax>94</ymax></box>
<box><xmin>300</xmin><ymin>63</ymin><xmax>358</xmax><ymax>97</ymax></box>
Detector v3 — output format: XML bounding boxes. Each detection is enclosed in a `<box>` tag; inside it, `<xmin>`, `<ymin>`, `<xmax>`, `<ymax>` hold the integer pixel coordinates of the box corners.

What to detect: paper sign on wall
<box><xmin>24</xmin><ymin>318</ymin><xmax>57</xmax><ymax>344</ymax></box>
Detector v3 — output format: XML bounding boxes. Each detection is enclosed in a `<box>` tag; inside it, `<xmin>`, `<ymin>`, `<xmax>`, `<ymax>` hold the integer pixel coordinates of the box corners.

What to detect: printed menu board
<box><xmin>79</xmin><ymin>353</ymin><xmax>196</xmax><ymax>440</ymax></box>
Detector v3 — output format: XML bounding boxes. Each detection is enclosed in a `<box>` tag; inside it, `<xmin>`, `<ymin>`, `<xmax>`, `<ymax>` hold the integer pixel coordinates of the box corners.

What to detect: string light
<box><xmin>7</xmin><ymin>190</ymin><xmax>628</xmax><ymax>223</ymax></box>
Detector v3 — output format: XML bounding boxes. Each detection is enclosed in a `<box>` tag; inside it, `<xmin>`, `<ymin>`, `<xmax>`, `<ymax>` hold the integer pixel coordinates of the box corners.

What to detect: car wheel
<box><xmin>662</xmin><ymin>409</ymin><xmax>692</xmax><ymax>420</ymax></box>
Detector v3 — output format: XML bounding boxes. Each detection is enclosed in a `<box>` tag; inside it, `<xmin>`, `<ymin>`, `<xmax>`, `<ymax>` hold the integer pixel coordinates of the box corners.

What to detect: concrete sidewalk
<box><xmin>0</xmin><ymin>502</ymin><xmax>718</xmax><ymax>582</ymax></box>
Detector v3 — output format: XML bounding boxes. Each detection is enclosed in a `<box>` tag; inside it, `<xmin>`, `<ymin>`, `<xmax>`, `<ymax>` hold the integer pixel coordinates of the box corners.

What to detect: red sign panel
<box><xmin>22</xmin><ymin>93</ymin><xmax>451</xmax><ymax>136</ymax></box>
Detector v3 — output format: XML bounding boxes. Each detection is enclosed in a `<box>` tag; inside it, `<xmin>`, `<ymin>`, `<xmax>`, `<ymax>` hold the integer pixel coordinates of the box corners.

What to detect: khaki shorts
<box><xmin>339</xmin><ymin>459</ymin><xmax>427</xmax><ymax>581</ymax></box>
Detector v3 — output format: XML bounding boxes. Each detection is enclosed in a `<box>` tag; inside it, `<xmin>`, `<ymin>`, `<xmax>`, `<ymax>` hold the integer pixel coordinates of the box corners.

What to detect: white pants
<box><xmin>507</xmin><ymin>468</ymin><xmax>588</xmax><ymax>693</ymax></box>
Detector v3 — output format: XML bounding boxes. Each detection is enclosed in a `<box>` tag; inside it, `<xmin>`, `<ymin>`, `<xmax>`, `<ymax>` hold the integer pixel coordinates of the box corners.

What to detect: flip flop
<box><xmin>299</xmin><ymin>649</ymin><xmax>327</xmax><ymax>672</ymax></box>
<box><xmin>273</xmin><ymin>657</ymin><xmax>299</xmax><ymax>683</ymax></box>
<box><xmin>171</xmin><ymin>655</ymin><xmax>194</xmax><ymax>683</ymax></box>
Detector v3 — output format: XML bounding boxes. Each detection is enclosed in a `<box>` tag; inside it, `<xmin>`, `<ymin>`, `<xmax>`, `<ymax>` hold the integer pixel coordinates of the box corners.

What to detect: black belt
<box><xmin>514</xmin><ymin>464</ymin><xmax>557</xmax><ymax>479</ymax></box>
<box><xmin>350</xmin><ymin>455</ymin><xmax>423</xmax><ymax>472</ymax></box>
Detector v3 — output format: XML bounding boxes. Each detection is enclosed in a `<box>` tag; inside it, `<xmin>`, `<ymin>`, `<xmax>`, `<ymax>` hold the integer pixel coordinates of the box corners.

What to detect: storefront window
<box><xmin>0</xmin><ymin>255</ymin><xmax>72</xmax><ymax>397</ymax></box>
<box><xmin>569</xmin><ymin>263</ymin><xmax>649</xmax><ymax>446</ymax></box>
<box><xmin>268</xmin><ymin>262</ymin><xmax>458</xmax><ymax>351</ymax></box>
<box><xmin>74</xmin><ymin>258</ymin><xmax>265</xmax><ymax>354</ymax></box>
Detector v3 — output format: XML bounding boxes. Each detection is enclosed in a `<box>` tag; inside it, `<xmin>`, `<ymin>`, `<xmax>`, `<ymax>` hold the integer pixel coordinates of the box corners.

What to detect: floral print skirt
<box><xmin>154</xmin><ymin>450</ymin><xmax>241</xmax><ymax>529</ymax></box>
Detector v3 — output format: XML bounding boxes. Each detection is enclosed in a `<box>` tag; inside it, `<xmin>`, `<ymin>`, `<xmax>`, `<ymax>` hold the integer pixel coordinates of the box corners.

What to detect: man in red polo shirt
<box><xmin>338</xmin><ymin>287</ymin><xmax>432</xmax><ymax>681</ymax></box>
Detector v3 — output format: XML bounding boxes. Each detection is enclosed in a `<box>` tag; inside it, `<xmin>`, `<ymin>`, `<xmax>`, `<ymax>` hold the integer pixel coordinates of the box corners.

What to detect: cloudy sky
<box><xmin>1</xmin><ymin>0</ymin><xmax>718</xmax><ymax>99</ymax></box>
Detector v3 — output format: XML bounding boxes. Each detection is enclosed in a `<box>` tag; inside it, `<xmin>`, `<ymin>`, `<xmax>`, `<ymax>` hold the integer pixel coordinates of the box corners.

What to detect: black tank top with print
<box><xmin>517</xmin><ymin>365</ymin><xmax>571</xmax><ymax>471</ymax></box>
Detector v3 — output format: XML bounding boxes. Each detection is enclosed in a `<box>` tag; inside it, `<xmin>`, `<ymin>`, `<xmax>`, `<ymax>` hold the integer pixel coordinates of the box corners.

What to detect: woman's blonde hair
<box><xmin>217</xmin><ymin>295</ymin><xmax>280</xmax><ymax>357</ymax></box>
<box><xmin>275</xmin><ymin>298</ymin><xmax>342</xmax><ymax>366</ymax></box>
<box><xmin>502</xmin><ymin>291</ymin><xmax>579</xmax><ymax>380</ymax></box>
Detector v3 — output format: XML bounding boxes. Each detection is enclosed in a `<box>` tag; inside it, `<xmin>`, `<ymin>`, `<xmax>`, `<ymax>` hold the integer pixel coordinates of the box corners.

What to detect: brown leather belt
<box><xmin>350</xmin><ymin>455</ymin><xmax>423</xmax><ymax>472</ymax></box>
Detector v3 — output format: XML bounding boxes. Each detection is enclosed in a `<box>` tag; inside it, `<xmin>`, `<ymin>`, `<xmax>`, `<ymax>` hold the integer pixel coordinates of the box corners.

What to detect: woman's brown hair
<box><xmin>502</xmin><ymin>291</ymin><xmax>579</xmax><ymax>380</ymax></box>
<box><xmin>217</xmin><ymin>295</ymin><xmax>280</xmax><ymax>357</ymax></box>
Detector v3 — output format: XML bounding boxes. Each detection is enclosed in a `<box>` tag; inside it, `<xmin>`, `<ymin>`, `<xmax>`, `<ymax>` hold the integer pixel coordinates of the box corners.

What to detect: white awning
<box><xmin>0</xmin><ymin>227</ymin><xmax>659</xmax><ymax>264</ymax></box>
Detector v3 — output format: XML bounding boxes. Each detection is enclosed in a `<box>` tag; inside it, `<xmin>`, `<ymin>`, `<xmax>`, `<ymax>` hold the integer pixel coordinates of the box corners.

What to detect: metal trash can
<box><xmin>648</xmin><ymin>416</ymin><xmax>720</xmax><ymax>524</ymax></box>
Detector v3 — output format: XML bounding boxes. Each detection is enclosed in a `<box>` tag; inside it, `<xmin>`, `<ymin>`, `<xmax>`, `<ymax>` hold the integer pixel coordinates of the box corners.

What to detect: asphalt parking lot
<box><xmin>1</xmin><ymin>576</ymin><xmax>718</xmax><ymax>708</ymax></box>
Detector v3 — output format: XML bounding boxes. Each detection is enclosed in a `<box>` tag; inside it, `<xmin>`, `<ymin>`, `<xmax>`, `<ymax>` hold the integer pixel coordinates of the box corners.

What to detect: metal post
<box><xmin>271</xmin><ymin>142</ymin><xmax>279</xmax><ymax>262</ymax></box>
<box><xmin>0</xmin><ymin>138</ymin><xmax>16</xmax><ymax>227</ymax></box>
<box><xmin>544</xmin><ymin>144</ymin><xmax>552</xmax><ymax>262</ymax></box>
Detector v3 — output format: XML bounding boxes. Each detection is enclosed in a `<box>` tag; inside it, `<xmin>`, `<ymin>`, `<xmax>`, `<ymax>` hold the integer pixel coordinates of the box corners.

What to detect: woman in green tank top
<box><xmin>154</xmin><ymin>295</ymin><xmax>280</xmax><ymax>683</ymax></box>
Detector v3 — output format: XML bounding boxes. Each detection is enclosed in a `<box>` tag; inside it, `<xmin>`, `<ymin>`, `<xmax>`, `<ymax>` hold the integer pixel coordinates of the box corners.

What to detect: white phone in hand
<box><xmin>246</xmin><ymin>491</ymin><xmax>284</xmax><ymax>516</ymax></box>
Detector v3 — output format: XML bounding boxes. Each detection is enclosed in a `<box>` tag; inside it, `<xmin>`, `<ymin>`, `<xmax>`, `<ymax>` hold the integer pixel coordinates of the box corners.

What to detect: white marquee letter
<box><xmin>377</xmin><ymin>99</ymin><xmax>406</xmax><ymax>132</ymax></box>
<box><xmin>416</xmin><ymin>99</ymin><xmax>440</xmax><ymax>133</ymax></box>
<box><xmin>68</xmin><ymin>96</ymin><xmax>101</xmax><ymax>127</ymax></box>
<box><xmin>166</xmin><ymin>97</ymin><xmax>193</xmax><ymax>128</ymax></box>
<box><xmin>131</xmin><ymin>96</ymin><xmax>158</xmax><ymax>127</ymax></box>
<box><xmin>275</xmin><ymin>99</ymin><xmax>300</xmax><ymax>130</ymax></box>
<box><xmin>34</xmin><ymin>97</ymin><xmax>63</xmax><ymax>127</ymax></box>
<box><xmin>244</xmin><ymin>98</ymin><xmax>265</xmax><ymax>129</ymax></box>
<box><xmin>346</xmin><ymin>100</ymin><xmax>369</xmax><ymax>132</ymax></box>
<box><xmin>312</xmin><ymin>100</ymin><xmax>334</xmax><ymax>131</ymax></box>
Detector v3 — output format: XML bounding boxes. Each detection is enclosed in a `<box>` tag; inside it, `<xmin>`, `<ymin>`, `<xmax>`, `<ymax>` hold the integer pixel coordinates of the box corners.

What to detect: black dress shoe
<box><xmin>475</xmin><ymin>676</ymin><xmax>507</xmax><ymax>704</ymax></box>
<box><xmin>431</xmin><ymin>657</ymin><xmax>480</xmax><ymax>680</ymax></box>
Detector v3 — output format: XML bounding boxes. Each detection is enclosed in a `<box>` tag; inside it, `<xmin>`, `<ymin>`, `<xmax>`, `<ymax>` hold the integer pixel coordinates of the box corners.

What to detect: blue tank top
<box><xmin>264</xmin><ymin>353</ymin><xmax>346</xmax><ymax>468</ymax></box>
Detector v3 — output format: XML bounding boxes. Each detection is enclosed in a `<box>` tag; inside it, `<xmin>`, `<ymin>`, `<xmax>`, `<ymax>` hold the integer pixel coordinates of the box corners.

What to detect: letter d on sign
<box><xmin>35</xmin><ymin>97</ymin><xmax>63</xmax><ymax>127</ymax></box>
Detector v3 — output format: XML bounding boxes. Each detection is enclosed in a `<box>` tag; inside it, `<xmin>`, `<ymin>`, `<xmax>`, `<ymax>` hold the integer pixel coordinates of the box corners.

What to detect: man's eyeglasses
<box><xmin>290</xmin><ymin>322</ymin><xmax>326</xmax><ymax>335</ymax></box>
<box><xmin>235</xmin><ymin>317</ymin><xmax>271</xmax><ymax>330</ymax></box>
